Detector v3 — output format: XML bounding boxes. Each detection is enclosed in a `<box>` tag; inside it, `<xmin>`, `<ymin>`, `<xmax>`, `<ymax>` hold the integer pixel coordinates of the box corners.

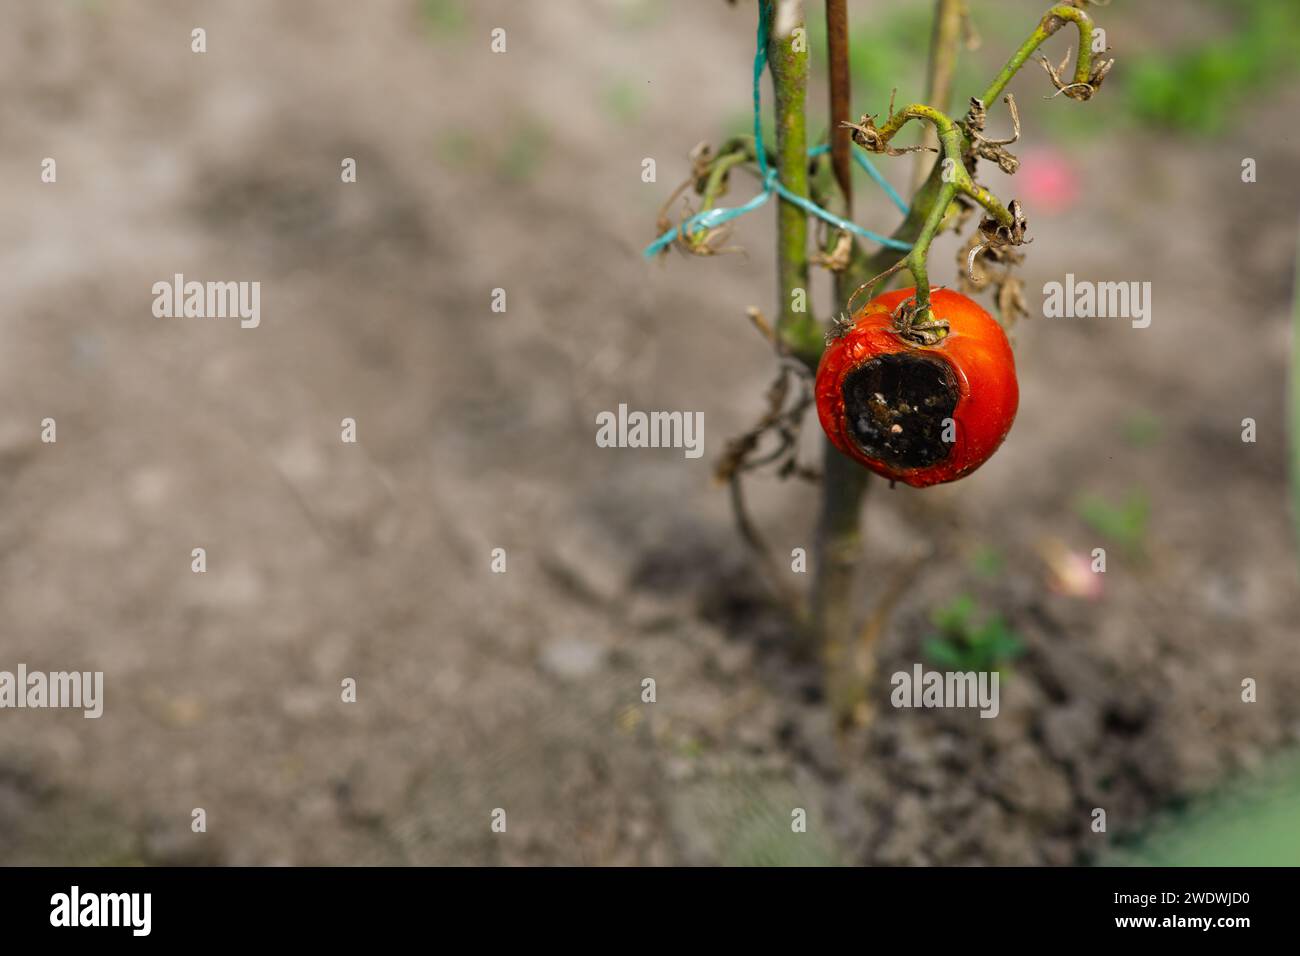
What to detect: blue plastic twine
<box><xmin>644</xmin><ymin>3</ymin><xmax>911</xmax><ymax>259</ymax></box>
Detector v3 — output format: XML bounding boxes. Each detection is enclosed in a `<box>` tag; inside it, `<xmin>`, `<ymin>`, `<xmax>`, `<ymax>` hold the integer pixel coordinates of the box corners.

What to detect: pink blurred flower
<box><xmin>1018</xmin><ymin>147</ymin><xmax>1079</xmax><ymax>215</ymax></box>
<box><xmin>1037</xmin><ymin>537</ymin><xmax>1104</xmax><ymax>600</ymax></box>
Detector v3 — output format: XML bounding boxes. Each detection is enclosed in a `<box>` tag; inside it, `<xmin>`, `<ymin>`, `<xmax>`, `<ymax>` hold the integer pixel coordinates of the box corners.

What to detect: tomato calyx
<box><xmin>826</xmin><ymin>312</ymin><xmax>856</xmax><ymax>343</ymax></box>
<box><xmin>890</xmin><ymin>295</ymin><xmax>950</xmax><ymax>347</ymax></box>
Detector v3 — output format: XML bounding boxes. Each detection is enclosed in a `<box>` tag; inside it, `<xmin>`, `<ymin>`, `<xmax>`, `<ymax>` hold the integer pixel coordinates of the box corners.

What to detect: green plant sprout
<box><xmin>1120</xmin><ymin>410</ymin><xmax>1163</xmax><ymax>448</ymax></box>
<box><xmin>923</xmin><ymin>594</ymin><xmax>1025</xmax><ymax>673</ymax></box>
<box><xmin>969</xmin><ymin>545</ymin><xmax>1005</xmax><ymax>578</ymax></box>
<box><xmin>497</xmin><ymin>118</ymin><xmax>550</xmax><ymax>182</ymax></box>
<box><xmin>602</xmin><ymin>79</ymin><xmax>646</xmax><ymax>127</ymax></box>
<box><xmin>419</xmin><ymin>0</ymin><xmax>466</xmax><ymax>36</ymax></box>
<box><xmin>1077</xmin><ymin>490</ymin><xmax>1149</xmax><ymax>557</ymax></box>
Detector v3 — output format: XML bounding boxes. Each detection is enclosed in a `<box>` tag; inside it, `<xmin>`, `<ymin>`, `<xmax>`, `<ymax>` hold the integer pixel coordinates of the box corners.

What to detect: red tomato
<box><xmin>815</xmin><ymin>288</ymin><xmax>1019</xmax><ymax>488</ymax></box>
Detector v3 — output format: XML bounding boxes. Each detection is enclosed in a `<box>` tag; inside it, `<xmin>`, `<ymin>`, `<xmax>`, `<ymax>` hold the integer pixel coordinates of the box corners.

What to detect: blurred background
<box><xmin>0</xmin><ymin>0</ymin><xmax>1298</xmax><ymax>865</ymax></box>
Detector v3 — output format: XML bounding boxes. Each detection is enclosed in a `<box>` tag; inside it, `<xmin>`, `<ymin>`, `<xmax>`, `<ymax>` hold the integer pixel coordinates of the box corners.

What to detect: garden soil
<box><xmin>1</xmin><ymin>0</ymin><xmax>1297</xmax><ymax>865</ymax></box>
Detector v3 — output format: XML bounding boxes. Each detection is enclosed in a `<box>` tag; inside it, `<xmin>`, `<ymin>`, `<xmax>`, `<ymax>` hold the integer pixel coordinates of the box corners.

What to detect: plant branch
<box><xmin>807</xmin><ymin>0</ymin><xmax>874</xmax><ymax>726</ymax></box>
<box><xmin>981</xmin><ymin>3</ymin><xmax>1105</xmax><ymax>105</ymax></box>
<box><xmin>845</xmin><ymin>104</ymin><xmax>1019</xmax><ymax>327</ymax></box>
<box><xmin>812</xmin><ymin>447</ymin><xmax>871</xmax><ymax>721</ymax></box>
<box><xmin>701</xmin><ymin>149</ymin><xmax>753</xmax><ymax>205</ymax></box>
<box><xmin>766</xmin><ymin>0</ymin><xmax>821</xmax><ymax>365</ymax></box>
<box><xmin>913</xmin><ymin>0</ymin><xmax>966</xmax><ymax>192</ymax></box>
<box><xmin>826</xmin><ymin>0</ymin><xmax>853</xmax><ymax>209</ymax></box>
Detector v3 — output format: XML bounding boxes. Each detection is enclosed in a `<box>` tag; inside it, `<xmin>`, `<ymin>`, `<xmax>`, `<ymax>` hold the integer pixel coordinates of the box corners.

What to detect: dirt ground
<box><xmin>1</xmin><ymin>0</ymin><xmax>1298</xmax><ymax>865</ymax></box>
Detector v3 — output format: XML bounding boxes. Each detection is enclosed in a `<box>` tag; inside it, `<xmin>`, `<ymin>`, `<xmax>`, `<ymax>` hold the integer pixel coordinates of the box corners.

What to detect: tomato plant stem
<box><xmin>825</xmin><ymin>0</ymin><xmax>853</xmax><ymax>209</ymax></box>
<box><xmin>723</xmin><ymin>2</ymin><xmax>1109</xmax><ymax>727</ymax></box>
<box><xmin>700</xmin><ymin>150</ymin><xmax>751</xmax><ymax>210</ymax></box>
<box><xmin>904</xmin><ymin>181</ymin><xmax>959</xmax><ymax>317</ymax></box>
<box><xmin>812</xmin><ymin>446</ymin><xmax>872</xmax><ymax>723</ymax></box>
<box><xmin>853</xmin><ymin>106</ymin><xmax>1026</xmax><ymax>327</ymax></box>
<box><xmin>913</xmin><ymin>0</ymin><xmax>966</xmax><ymax>192</ymax></box>
<box><xmin>809</xmin><ymin>0</ymin><xmax>873</xmax><ymax>726</ymax></box>
<box><xmin>765</xmin><ymin>0</ymin><xmax>821</xmax><ymax>365</ymax></box>
<box><xmin>981</xmin><ymin>3</ymin><xmax>1100</xmax><ymax>106</ymax></box>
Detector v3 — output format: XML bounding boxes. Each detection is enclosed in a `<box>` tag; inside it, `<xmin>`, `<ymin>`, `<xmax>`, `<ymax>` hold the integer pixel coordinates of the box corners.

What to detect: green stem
<box><xmin>806</xmin><ymin>30</ymin><xmax>875</xmax><ymax>721</ymax></box>
<box><xmin>700</xmin><ymin>151</ymin><xmax>750</xmax><ymax>211</ymax></box>
<box><xmin>914</xmin><ymin>0</ymin><xmax>966</xmax><ymax>192</ymax></box>
<box><xmin>856</xmin><ymin>106</ymin><xmax>1013</xmax><ymax>323</ymax></box>
<box><xmin>960</xmin><ymin>178</ymin><xmax>1011</xmax><ymax>225</ymax></box>
<box><xmin>903</xmin><ymin>181</ymin><xmax>959</xmax><ymax>317</ymax></box>
<box><xmin>981</xmin><ymin>3</ymin><xmax>1098</xmax><ymax>106</ymax></box>
<box><xmin>812</xmin><ymin>446</ymin><xmax>871</xmax><ymax>724</ymax></box>
<box><xmin>676</xmin><ymin>149</ymin><xmax>755</xmax><ymax>252</ymax></box>
<box><xmin>861</xmin><ymin>159</ymin><xmax>948</xmax><ymax>281</ymax></box>
<box><xmin>874</xmin><ymin>102</ymin><xmax>961</xmax><ymax>142</ymax></box>
<box><xmin>765</xmin><ymin>0</ymin><xmax>820</xmax><ymax>365</ymax></box>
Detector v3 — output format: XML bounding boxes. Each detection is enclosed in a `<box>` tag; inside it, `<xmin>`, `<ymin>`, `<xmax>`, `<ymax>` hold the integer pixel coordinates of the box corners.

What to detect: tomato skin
<box><xmin>815</xmin><ymin>288</ymin><xmax>1019</xmax><ymax>488</ymax></box>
